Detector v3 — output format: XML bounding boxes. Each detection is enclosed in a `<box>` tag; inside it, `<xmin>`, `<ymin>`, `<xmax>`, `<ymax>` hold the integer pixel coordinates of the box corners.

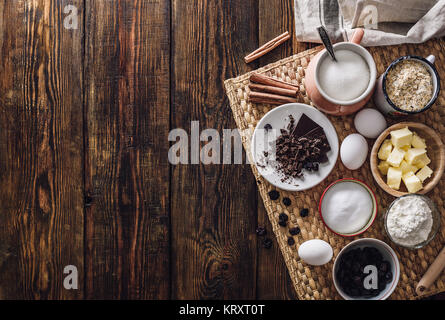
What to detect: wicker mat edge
<box><xmin>224</xmin><ymin>48</ymin><xmax>322</xmax><ymax>300</ymax></box>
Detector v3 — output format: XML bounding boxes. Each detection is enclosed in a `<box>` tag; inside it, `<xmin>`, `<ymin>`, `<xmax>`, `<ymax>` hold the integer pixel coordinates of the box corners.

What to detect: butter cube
<box><xmin>401</xmin><ymin>145</ymin><xmax>411</xmax><ymax>152</ymax></box>
<box><xmin>390</xmin><ymin>127</ymin><xmax>413</xmax><ymax>148</ymax></box>
<box><xmin>413</xmin><ymin>153</ymin><xmax>431</xmax><ymax>168</ymax></box>
<box><xmin>416</xmin><ymin>165</ymin><xmax>433</xmax><ymax>182</ymax></box>
<box><xmin>411</xmin><ymin>133</ymin><xmax>426</xmax><ymax>149</ymax></box>
<box><xmin>405</xmin><ymin>148</ymin><xmax>426</xmax><ymax>165</ymax></box>
<box><xmin>378</xmin><ymin>161</ymin><xmax>391</xmax><ymax>175</ymax></box>
<box><xmin>402</xmin><ymin>171</ymin><xmax>415</xmax><ymax>184</ymax></box>
<box><xmin>399</xmin><ymin>160</ymin><xmax>418</xmax><ymax>174</ymax></box>
<box><xmin>387</xmin><ymin>167</ymin><xmax>402</xmax><ymax>190</ymax></box>
<box><xmin>378</xmin><ymin>139</ymin><xmax>393</xmax><ymax>160</ymax></box>
<box><xmin>387</xmin><ymin>148</ymin><xmax>406</xmax><ymax>167</ymax></box>
<box><xmin>404</xmin><ymin>174</ymin><xmax>423</xmax><ymax>193</ymax></box>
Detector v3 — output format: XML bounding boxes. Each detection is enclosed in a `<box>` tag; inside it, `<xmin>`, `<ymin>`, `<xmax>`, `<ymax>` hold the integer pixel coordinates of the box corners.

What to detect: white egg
<box><xmin>298</xmin><ymin>239</ymin><xmax>333</xmax><ymax>266</ymax></box>
<box><xmin>340</xmin><ymin>134</ymin><xmax>368</xmax><ymax>170</ymax></box>
<box><xmin>354</xmin><ymin>108</ymin><xmax>387</xmax><ymax>139</ymax></box>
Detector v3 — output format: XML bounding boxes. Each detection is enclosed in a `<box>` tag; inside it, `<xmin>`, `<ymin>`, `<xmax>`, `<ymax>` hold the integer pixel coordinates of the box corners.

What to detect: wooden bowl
<box><xmin>370</xmin><ymin>122</ymin><xmax>445</xmax><ymax>197</ymax></box>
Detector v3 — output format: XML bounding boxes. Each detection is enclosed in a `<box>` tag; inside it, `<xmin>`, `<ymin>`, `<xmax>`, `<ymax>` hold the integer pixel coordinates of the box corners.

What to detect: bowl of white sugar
<box><xmin>384</xmin><ymin>194</ymin><xmax>440</xmax><ymax>249</ymax></box>
<box><xmin>305</xmin><ymin>28</ymin><xmax>377</xmax><ymax>116</ymax></box>
<box><xmin>319</xmin><ymin>178</ymin><xmax>378</xmax><ymax>237</ymax></box>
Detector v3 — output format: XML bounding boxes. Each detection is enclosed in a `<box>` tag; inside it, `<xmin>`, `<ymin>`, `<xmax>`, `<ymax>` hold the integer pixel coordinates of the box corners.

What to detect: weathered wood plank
<box><xmin>171</xmin><ymin>0</ymin><xmax>259</xmax><ymax>299</ymax></box>
<box><xmin>259</xmin><ymin>0</ymin><xmax>295</xmax><ymax>65</ymax></box>
<box><xmin>0</xmin><ymin>0</ymin><xmax>84</xmax><ymax>299</ymax></box>
<box><xmin>84</xmin><ymin>0</ymin><xmax>170</xmax><ymax>299</ymax></box>
<box><xmin>256</xmin><ymin>0</ymin><xmax>298</xmax><ymax>300</ymax></box>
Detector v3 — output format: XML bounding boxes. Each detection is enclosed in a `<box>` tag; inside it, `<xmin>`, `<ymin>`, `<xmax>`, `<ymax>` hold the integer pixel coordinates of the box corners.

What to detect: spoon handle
<box><xmin>317</xmin><ymin>26</ymin><xmax>336</xmax><ymax>62</ymax></box>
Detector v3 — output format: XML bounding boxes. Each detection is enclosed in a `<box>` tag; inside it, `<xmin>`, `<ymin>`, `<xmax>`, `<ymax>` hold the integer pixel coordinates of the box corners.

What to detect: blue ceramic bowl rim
<box><xmin>382</xmin><ymin>55</ymin><xmax>440</xmax><ymax>115</ymax></box>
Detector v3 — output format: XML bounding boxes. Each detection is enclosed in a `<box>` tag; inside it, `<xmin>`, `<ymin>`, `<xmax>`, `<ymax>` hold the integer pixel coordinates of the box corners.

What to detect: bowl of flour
<box><xmin>385</xmin><ymin>194</ymin><xmax>440</xmax><ymax>249</ymax></box>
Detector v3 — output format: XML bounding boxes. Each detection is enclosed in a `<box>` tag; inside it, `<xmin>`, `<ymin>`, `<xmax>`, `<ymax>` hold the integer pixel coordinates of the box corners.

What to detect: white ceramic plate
<box><xmin>251</xmin><ymin>103</ymin><xmax>339</xmax><ymax>191</ymax></box>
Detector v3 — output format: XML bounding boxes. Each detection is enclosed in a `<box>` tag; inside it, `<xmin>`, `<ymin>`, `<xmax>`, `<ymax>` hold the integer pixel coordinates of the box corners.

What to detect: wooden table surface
<box><xmin>0</xmin><ymin>0</ymin><xmax>443</xmax><ymax>300</ymax></box>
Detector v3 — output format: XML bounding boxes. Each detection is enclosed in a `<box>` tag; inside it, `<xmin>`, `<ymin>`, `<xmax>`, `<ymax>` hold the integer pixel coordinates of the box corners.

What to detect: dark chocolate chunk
<box><xmin>262</xmin><ymin>238</ymin><xmax>273</xmax><ymax>249</ymax></box>
<box><xmin>291</xmin><ymin>113</ymin><xmax>319</xmax><ymax>138</ymax></box>
<box><xmin>282</xmin><ymin>197</ymin><xmax>292</xmax><ymax>206</ymax></box>
<box><xmin>268</xmin><ymin>190</ymin><xmax>279</xmax><ymax>200</ymax></box>
<box><xmin>264</xmin><ymin>123</ymin><xmax>272</xmax><ymax>131</ymax></box>
<box><xmin>278</xmin><ymin>219</ymin><xmax>287</xmax><ymax>227</ymax></box>
<box><xmin>289</xmin><ymin>227</ymin><xmax>300</xmax><ymax>236</ymax></box>
<box><xmin>287</xmin><ymin>237</ymin><xmax>295</xmax><ymax>246</ymax></box>
<box><xmin>300</xmin><ymin>208</ymin><xmax>309</xmax><ymax>217</ymax></box>
<box><xmin>256</xmin><ymin>226</ymin><xmax>267</xmax><ymax>237</ymax></box>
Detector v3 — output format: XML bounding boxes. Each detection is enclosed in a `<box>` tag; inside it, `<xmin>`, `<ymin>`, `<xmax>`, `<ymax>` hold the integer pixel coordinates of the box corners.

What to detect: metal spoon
<box><xmin>317</xmin><ymin>26</ymin><xmax>336</xmax><ymax>62</ymax></box>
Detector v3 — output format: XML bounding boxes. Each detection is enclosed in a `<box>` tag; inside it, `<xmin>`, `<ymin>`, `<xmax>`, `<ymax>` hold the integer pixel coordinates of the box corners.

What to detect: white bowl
<box><xmin>332</xmin><ymin>238</ymin><xmax>400</xmax><ymax>300</ymax></box>
<box><xmin>251</xmin><ymin>103</ymin><xmax>339</xmax><ymax>191</ymax></box>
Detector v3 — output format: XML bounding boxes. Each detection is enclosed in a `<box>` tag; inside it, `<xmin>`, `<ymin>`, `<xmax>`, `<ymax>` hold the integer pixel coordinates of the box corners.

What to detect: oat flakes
<box><xmin>386</xmin><ymin>60</ymin><xmax>433</xmax><ymax>112</ymax></box>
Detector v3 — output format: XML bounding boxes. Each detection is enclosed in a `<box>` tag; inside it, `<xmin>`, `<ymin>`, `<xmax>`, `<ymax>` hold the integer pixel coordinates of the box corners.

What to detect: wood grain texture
<box><xmin>256</xmin><ymin>0</ymin><xmax>297</xmax><ymax>300</ymax></box>
<box><xmin>171</xmin><ymin>0</ymin><xmax>259</xmax><ymax>299</ymax></box>
<box><xmin>0</xmin><ymin>0</ymin><xmax>84</xmax><ymax>299</ymax></box>
<box><xmin>0</xmin><ymin>0</ymin><xmax>442</xmax><ymax>300</ymax></box>
<box><xmin>84</xmin><ymin>0</ymin><xmax>170</xmax><ymax>299</ymax></box>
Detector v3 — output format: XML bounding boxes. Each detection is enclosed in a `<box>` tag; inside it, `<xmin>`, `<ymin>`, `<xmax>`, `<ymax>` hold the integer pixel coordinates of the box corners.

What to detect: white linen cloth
<box><xmin>293</xmin><ymin>0</ymin><xmax>445</xmax><ymax>46</ymax></box>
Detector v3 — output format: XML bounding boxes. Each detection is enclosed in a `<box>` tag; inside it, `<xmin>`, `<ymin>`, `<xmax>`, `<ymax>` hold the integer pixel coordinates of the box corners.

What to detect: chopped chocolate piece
<box><xmin>263</xmin><ymin>151</ymin><xmax>269</xmax><ymax>157</ymax></box>
<box><xmin>268</xmin><ymin>190</ymin><xmax>279</xmax><ymax>200</ymax></box>
<box><xmin>262</xmin><ymin>238</ymin><xmax>273</xmax><ymax>249</ymax></box>
<box><xmin>264</xmin><ymin>123</ymin><xmax>272</xmax><ymax>131</ymax></box>
<box><xmin>289</xmin><ymin>227</ymin><xmax>300</xmax><ymax>235</ymax></box>
<box><xmin>287</xmin><ymin>237</ymin><xmax>295</xmax><ymax>246</ymax></box>
<box><xmin>274</xmin><ymin>113</ymin><xmax>331</xmax><ymax>181</ymax></box>
<box><xmin>256</xmin><ymin>226</ymin><xmax>267</xmax><ymax>236</ymax></box>
<box><xmin>282</xmin><ymin>197</ymin><xmax>292</xmax><ymax>206</ymax></box>
<box><xmin>278</xmin><ymin>219</ymin><xmax>287</xmax><ymax>227</ymax></box>
<box><xmin>300</xmin><ymin>208</ymin><xmax>309</xmax><ymax>217</ymax></box>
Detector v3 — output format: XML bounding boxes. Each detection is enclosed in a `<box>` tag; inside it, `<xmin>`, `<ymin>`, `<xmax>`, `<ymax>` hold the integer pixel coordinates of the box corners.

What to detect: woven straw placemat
<box><xmin>224</xmin><ymin>40</ymin><xmax>445</xmax><ymax>300</ymax></box>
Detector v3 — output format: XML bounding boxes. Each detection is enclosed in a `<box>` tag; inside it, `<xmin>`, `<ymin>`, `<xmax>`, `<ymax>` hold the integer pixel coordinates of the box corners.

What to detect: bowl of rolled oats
<box><xmin>373</xmin><ymin>55</ymin><xmax>440</xmax><ymax>117</ymax></box>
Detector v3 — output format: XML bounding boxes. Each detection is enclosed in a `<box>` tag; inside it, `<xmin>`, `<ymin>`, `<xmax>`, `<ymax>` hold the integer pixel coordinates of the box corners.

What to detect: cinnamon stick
<box><xmin>416</xmin><ymin>245</ymin><xmax>445</xmax><ymax>295</ymax></box>
<box><xmin>244</xmin><ymin>31</ymin><xmax>290</xmax><ymax>63</ymax></box>
<box><xmin>249</xmin><ymin>73</ymin><xmax>298</xmax><ymax>91</ymax></box>
<box><xmin>248</xmin><ymin>83</ymin><xmax>297</xmax><ymax>97</ymax></box>
<box><xmin>249</xmin><ymin>91</ymin><xmax>298</xmax><ymax>105</ymax></box>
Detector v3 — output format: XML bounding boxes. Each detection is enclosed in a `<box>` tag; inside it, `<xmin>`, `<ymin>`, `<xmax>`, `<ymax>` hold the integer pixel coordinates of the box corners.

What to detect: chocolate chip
<box><xmin>287</xmin><ymin>237</ymin><xmax>295</xmax><ymax>246</ymax></box>
<box><xmin>268</xmin><ymin>190</ymin><xmax>279</xmax><ymax>201</ymax></box>
<box><xmin>278</xmin><ymin>213</ymin><xmax>288</xmax><ymax>222</ymax></box>
<box><xmin>300</xmin><ymin>208</ymin><xmax>309</xmax><ymax>217</ymax></box>
<box><xmin>289</xmin><ymin>227</ymin><xmax>300</xmax><ymax>236</ymax></box>
<box><xmin>84</xmin><ymin>195</ymin><xmax>93</xmax><ymax>207</ymax></box>
<box><xmin>278</xmin><ymin>219</ymin><xmax>287</xmax><ymax>227</ymax></box>
<box><xmin>385</xmin><ymin>271</ymin><xmax>393</xmax><ymax>283</ymax></box>
<box><xmin>282</xmin><ymin>197</ymin><xmax>292</xmax><ymax>206</ymax></box>
<box><xmin>256</xmin><ymin>226</ymin><xmax>267</xmax><ymax>237</ymax></box>
<box><xmin>262</xmin><ymin>238</ymin><xmax>273</xmax><ymax>249</ymax></box>
<box><xmin>264</xmin><ymin>123</ymin><xmax>272</xmax><ymax>131</ymax></box>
